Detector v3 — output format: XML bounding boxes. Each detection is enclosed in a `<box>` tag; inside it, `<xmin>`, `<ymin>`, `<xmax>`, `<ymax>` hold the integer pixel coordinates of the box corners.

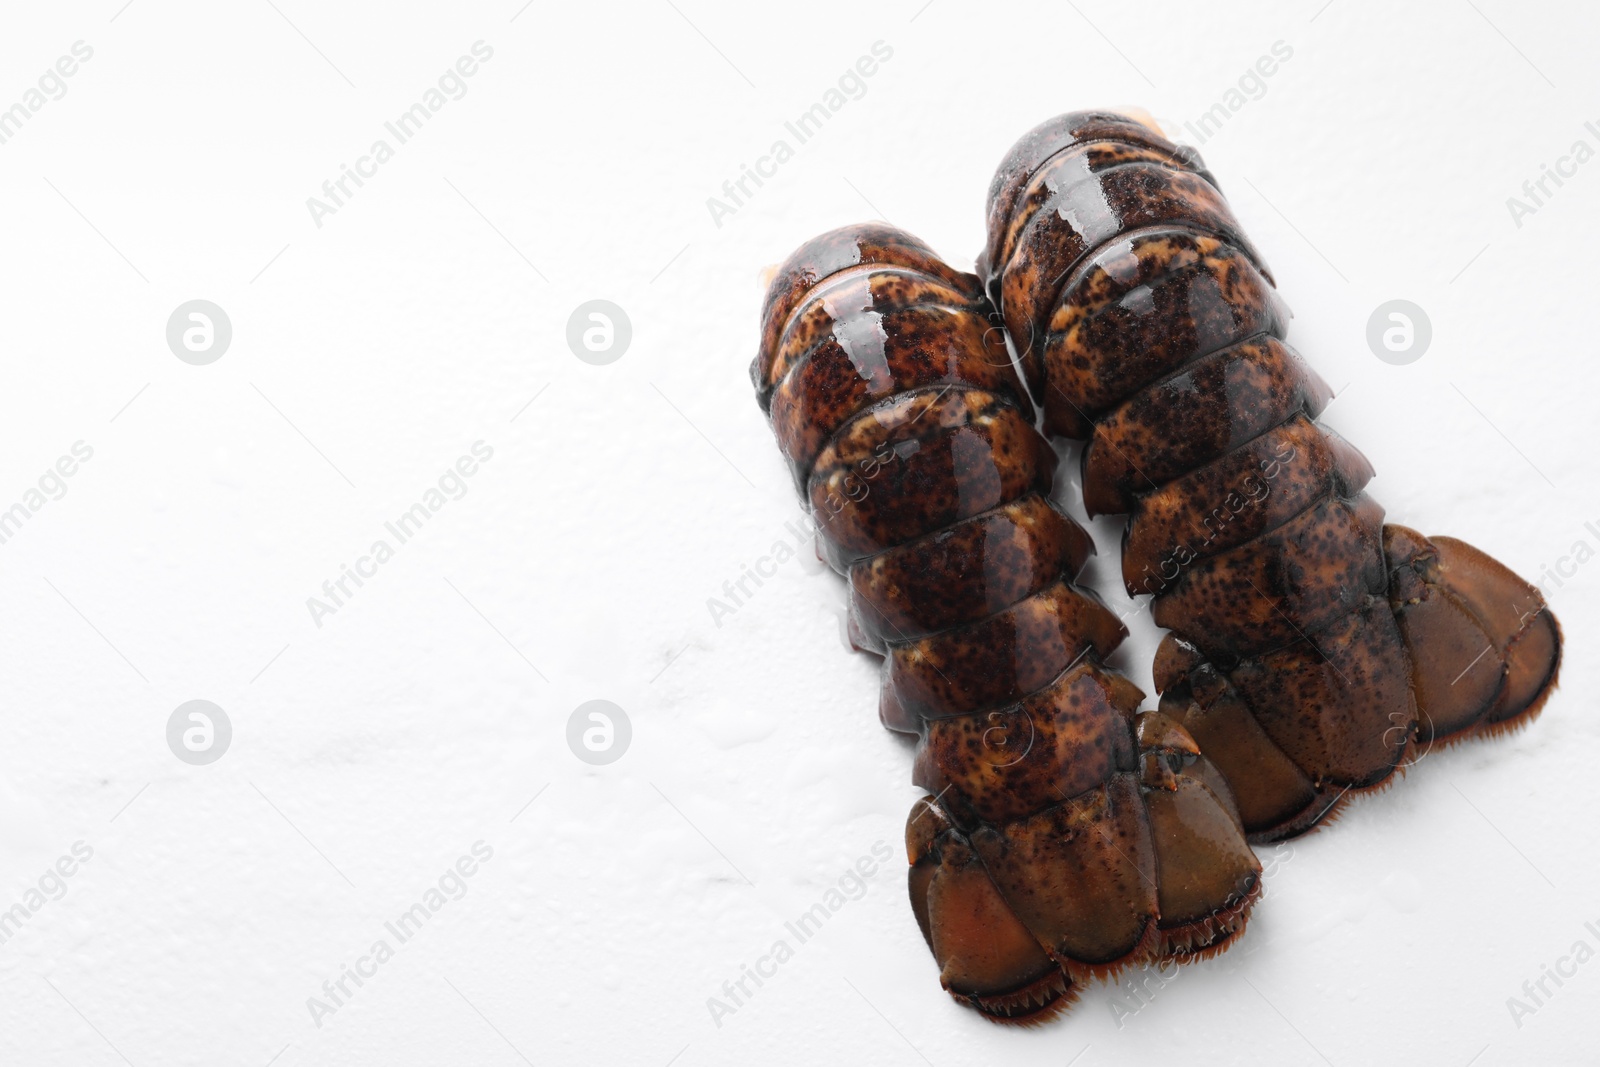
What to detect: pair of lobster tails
<box><xmin>751</xmin><ymin>111</ymin><xmax>1561</xmax><ymax>1023</ymax></box>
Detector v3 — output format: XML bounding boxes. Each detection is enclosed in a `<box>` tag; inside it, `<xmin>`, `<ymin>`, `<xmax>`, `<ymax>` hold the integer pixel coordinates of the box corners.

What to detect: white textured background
<box><xmin>0</xmin><ymin>1</ymin><xmax>1595</xmax><ymax>1064</ymax></box>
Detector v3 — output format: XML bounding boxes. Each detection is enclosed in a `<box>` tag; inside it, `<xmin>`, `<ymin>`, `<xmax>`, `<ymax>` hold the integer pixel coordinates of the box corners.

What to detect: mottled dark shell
<box><xmin>754</xmin><ymin>219</ymin><xmax>1262</xmax><ymax>1022</ymax></box>
<box><xmin>981</xmin><ymin>111</ymin><xmax>1562</xmax><ymax>842</ymax></box>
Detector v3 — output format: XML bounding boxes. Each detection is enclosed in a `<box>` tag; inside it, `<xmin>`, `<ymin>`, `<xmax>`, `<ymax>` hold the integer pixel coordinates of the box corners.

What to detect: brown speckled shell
<box><xmin>753</xmin><ymin>222</ymin><xmax>1262</xmax><ymax>1023</ymax></box>
<box><xmin>981</xmin><ymin>111</ymin><xmax>1563</xmax><ymax>842</ymax></box>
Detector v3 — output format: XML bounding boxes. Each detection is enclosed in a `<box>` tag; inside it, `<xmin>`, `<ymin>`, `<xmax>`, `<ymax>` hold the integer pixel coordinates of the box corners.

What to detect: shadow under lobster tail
<box><xmin>979</xmin><ymin>110</ymin><xmax>1563</xmax><ymax>844</ymax></box>
<box><xmin>754</xmin><ymin>221</ymin><xmax>1259</xmax><ymax>1022</ymax></box>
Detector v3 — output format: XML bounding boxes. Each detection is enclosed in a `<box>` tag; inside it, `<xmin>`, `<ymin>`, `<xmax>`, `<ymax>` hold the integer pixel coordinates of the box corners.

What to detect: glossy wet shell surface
<box><xmin>753</xmin><ymin>222</ymin><xmax>1262</xmax><ymax>1021</ymax></box>
<box><xmin>980</xmin><ymin>112</ymin><xmax>1563</xmax><ymax>842</ymax></box>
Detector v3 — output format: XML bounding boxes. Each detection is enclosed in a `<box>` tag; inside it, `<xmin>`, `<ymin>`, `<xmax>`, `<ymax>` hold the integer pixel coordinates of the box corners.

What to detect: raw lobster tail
<box><xmin>980</xmin><ymin>111</ymin><xmax>1563</xmax><ymax>842</ymax></box>
<box><xmin>753</xmin><ymin>223</ymin><xmax>1261</xmax><ymax>1022</ymax></box>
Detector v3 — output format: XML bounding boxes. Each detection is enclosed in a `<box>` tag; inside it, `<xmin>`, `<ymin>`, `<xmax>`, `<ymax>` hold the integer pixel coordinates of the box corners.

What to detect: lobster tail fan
<box><xmin>1385</xmin><ymin>526</ymin><xmax>1561</xmax><ymax>741</ymax></box>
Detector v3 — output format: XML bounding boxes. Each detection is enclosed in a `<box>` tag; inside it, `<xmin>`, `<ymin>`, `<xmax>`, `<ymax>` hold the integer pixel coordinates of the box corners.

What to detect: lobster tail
<box><xmin>980</xmin><ymin>112</ymin><xmax>1562</xmax><ymax>842</ymax></box>
<box><xmin>753</xmin><ymin>223</ymin><xmax>1260</xmax><ymax>1021</ymax></box>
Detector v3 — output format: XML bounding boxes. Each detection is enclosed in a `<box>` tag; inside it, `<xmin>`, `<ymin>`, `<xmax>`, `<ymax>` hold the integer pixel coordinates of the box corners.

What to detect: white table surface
<box><xmin>0</xmin><ymin>1</ymin><xmax>1594</xmax><ymax>1064</ymax></box>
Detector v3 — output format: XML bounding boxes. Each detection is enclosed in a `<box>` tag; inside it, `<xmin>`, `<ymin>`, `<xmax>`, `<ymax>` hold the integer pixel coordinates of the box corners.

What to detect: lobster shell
<box><xmin>979</xmin><ymin>112</ymin><xmax>1563</xmax><ymax>841</ymax></box>
<box><xmin>752</xmin><ymin>223</ymin><xmax>1262</xmax><ymax>1022</ymax></box>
